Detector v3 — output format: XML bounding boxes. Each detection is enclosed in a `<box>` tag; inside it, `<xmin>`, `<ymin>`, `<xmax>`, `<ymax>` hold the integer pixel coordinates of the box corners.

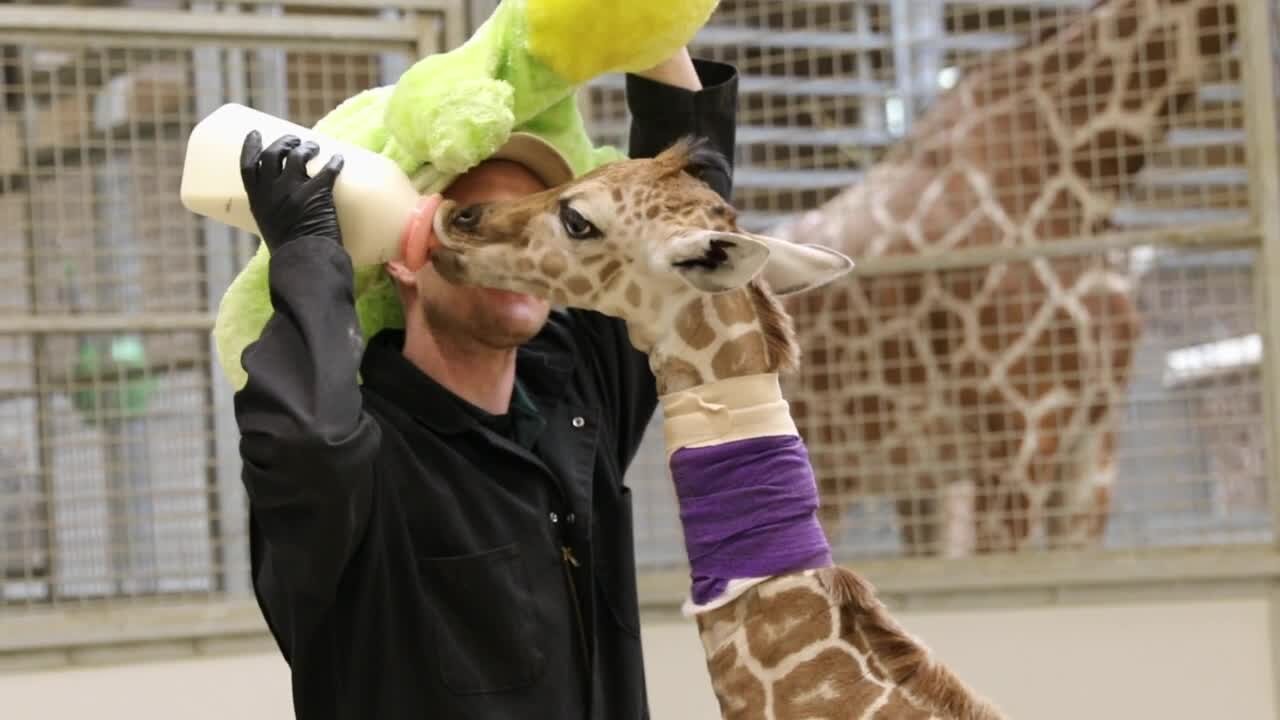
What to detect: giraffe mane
<box><xmin>820</xmin><ymin>567</ymin><xmax>1005</xmax><ymax>720</ymax></box>
<box><xmin>746</xmin><ymin>280</ymin><xmax>800</xmax><ymax>375</ymax></box>
<box><xmin>655</xmin><ymin>136</ymin><xmax>732</xmax><ymax>188</ymax></box>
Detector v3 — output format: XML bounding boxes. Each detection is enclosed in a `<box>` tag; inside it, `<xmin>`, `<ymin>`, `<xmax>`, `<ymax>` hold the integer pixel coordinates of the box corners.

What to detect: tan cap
<box><xmin>408</xmin><ymin>131</ymin><xmax>577</xmax><ymax>195</ymax></box>
<box><xmin>487</xmin><ymin>131</ymin><xmax>576</xmax><ymax>188</ymax></box>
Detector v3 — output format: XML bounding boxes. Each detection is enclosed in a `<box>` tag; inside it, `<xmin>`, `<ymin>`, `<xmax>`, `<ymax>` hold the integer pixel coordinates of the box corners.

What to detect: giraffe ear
<box><xmin>663</xmin><ymin>230</ymin><xmax>771</xmax><ymax>293</ymax></box>
<box><xmin>752</xmin><ymin>234</ymin><xmax>854</xmax><ymax>296</ymax></box>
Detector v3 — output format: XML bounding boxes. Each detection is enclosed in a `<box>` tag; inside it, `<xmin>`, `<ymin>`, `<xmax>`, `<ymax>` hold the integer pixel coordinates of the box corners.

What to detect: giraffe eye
<box><xmin>559</xmin><ymin>203</ymin><xmax>600</xmax><ymax>240</ymax></box>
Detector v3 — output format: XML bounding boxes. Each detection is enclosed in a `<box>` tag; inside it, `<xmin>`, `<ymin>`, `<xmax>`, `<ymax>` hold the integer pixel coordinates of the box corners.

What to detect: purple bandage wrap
<box><xmin>669</xmin><ymin>434</ymin><xmax>833</xmax><ymax>605</ymax></box>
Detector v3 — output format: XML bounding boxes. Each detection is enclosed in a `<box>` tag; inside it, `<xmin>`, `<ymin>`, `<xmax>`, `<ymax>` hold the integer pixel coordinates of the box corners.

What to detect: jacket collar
<box><xmin>360</xmin><ymin>325</ymin><xmax>576</xmax><ymax>435</ymax></box>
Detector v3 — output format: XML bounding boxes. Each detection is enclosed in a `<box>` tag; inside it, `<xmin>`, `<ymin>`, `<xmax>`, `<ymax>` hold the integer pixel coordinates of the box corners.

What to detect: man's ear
<box><xmin>661</xmin><ymin>230</ymin><xmax>771</xmax><ymax>293</ymax></box>
<box><xmin>750</xmin><ymin>234</ymin><xmax>853</xmax><ymax>295</ymax></box>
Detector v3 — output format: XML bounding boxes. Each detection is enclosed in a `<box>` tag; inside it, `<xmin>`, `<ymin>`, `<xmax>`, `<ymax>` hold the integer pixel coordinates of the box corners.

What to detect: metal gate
<box><xmin>0</xmin><ymin>0</ymin><xmax>460</xmax><ymax>655</ymax></box>
<box><xmin>0</xmin><ymin>2</ymin><xmax>1278</xmax><ymax>695</ymax></box>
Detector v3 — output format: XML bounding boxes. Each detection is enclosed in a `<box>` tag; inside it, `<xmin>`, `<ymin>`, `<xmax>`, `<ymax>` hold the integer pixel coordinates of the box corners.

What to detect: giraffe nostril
<box><xmin>453</xmin><ymin>204</ymin><xmax>483</xmax><ymax>230</ymax></box>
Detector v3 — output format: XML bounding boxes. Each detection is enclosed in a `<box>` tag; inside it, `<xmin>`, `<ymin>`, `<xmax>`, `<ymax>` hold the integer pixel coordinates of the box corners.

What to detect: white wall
<box><xmin>2</xmin><ymin>598</ymin><xmax>1275</xmax><ymax>720</ymax></box>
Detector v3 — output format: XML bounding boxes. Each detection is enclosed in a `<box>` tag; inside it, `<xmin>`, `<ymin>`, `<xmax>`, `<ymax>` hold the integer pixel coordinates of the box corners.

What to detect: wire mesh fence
<box><xmin>0</xmin><ymin>4</ymin><xmax>428</xmax><ymax>612</ymax></box>
<box><xmin>625</xmin><ymin>0</ymin><xmax>1271</xmax><ymax>569</ymax></box>
<box><xmin>0</xmin><ymin>0</ymin><xmax>1276</xmax><ymax>645</ymax></box>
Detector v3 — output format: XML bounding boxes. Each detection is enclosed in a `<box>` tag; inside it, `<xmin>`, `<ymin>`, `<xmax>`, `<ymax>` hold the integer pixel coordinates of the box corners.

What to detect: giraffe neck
<box><xmin>695</xmin><ymin>568</ymin><xmax>1007</xmax><ymax>720</ymax></box>
<box><xmin>659</xmin><ymin>373</ymin><xmax>833</xmax><ymax>614</ymax></box>
<box><xmin>643</xmin><ymin>284</ymin><xmax>799</xmax><ymax>396</ymax></box>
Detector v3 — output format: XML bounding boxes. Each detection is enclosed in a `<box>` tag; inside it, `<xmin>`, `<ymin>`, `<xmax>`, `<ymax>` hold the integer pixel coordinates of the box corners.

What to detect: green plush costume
<box><xmin>213</xmin><ymin>0</ymin><xmax>719</xmax><ymax>390</ymax></box>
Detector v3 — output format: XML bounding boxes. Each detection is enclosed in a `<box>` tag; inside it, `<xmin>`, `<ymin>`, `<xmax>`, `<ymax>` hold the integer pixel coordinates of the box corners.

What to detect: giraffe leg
<box><xmin>811</xmin><ymin>446</ymin><xmax>850</xmax><ymax>543</ymax></box>
<box><xmin>1045</xmin><ymin>425</ymin><xmax>1116</xmax><ymax>550</ymax></box>
<box><xmin>793</xmin><ymin>396</ymin><xmax>853</xmax><ymax>544</ymax></box>
<box><xmin>816</xmin><ymin>481</ymin><xmax>846</xmax><ymax>542</ymax></box>
<box><xmin>973</xmin><ymin>472</ymin><xmax>1030</xmax><ymax>554</ymax></box>
<box><xmin>940</xmin><ymin>478</ymin><xmax>977</xmax><ymax>557</ymax></box>
<box><xmin>1080</xmin><ymin>429</ymin><xmax>1117</xmax><ymax>545</ymax></box>
<box><xmin>1086</xmin><ymin>468</ymin><xmax>1114</xmax><ymax>543</ymax></box>
<box><xmin>894</xmin><ymin>492</ymin><xmax>942</xmax><ymax>556</ymax></box>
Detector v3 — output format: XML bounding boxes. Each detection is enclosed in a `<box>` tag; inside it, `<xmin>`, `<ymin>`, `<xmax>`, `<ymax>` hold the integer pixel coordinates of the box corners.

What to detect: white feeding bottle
<box><xmin>180</xmin><ymin>103</ymin><xmax>423</xmax><ymax>267</ymax></box>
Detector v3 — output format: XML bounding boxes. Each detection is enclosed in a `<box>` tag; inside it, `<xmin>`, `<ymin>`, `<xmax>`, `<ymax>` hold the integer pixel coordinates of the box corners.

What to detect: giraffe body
<box><xmin>777</xmin><ymin>0</ymin><xmax>1238</xmax><ymax>554</ymax></box>
<box><xmin>429</xmin><ymin>140</ymin><xmax>1004</xmax><ymax>718</ymax></box>
<box><xmin>698</xmin><ymin>568</ymin><xmax>1001</xmax><ymax>720</ymax></box>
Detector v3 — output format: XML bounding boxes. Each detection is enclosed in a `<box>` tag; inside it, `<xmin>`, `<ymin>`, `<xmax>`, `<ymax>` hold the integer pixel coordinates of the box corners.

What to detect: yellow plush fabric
<box><xmin>526</xmin><ymin>0</ymin><xmax>720</xmax><ymax>84</ymax></box>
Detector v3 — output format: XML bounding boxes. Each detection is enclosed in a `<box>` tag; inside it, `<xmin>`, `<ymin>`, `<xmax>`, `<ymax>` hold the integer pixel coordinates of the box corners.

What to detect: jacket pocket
<box><xmin>594</xmin><ymin>486</ymin><xmax>642</xmax><ymax>639</ymax></box>
<box><xmin>419</xmin><ymin>544</ymin><xmax>545</xmax><ymax>695</ymax></box>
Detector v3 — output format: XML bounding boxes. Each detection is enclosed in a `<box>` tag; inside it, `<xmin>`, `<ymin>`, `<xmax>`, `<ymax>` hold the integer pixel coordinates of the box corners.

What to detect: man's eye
<box><xmin>560</xmin><ymin>204</ymin><xmax>600</xmax><ymax>240</ymax></box>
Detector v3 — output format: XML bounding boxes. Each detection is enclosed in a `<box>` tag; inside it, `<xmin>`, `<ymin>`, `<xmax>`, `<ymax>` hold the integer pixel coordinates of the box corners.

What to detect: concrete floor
<box><xmin>2</xmin><ymin>598</ymin><xmax>1275</xmax><ymax>719</ymax></box>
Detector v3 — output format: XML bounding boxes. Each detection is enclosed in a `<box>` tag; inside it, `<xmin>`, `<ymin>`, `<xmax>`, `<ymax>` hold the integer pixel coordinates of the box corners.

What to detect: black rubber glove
<box><xmin>239</xmin><ymin>131</ymin><xmax>345</xmax><ymax>252</ymax></box>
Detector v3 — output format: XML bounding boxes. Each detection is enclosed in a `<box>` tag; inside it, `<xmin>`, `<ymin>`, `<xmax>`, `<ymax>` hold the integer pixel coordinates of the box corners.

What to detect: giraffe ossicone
<box><xmin>431</xmin><ymin>138</ymin><xmax>1005</xmax><ymax>719</ymax></box>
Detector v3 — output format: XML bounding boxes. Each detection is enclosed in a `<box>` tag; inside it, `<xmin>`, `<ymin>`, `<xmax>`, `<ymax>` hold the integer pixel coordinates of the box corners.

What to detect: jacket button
<box><xmin>550</xmin><ymin>512</ymin><xmax>559</xmax><ymax>524</ymax></box>
<box><xmin>571</xmin><ymin>416</ymin><xmax>585</xmax><ymax>428</ymax></box>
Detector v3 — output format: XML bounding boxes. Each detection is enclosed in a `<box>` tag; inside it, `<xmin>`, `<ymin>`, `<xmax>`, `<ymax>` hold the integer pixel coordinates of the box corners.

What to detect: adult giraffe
<box><xmin>775</xmin><ymin>0</ymin><xmax>1239</xmax><ymax>554</ymax></box>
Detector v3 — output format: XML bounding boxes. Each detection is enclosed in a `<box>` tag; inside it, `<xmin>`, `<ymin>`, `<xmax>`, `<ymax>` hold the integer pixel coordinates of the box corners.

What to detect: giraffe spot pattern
<box><xmin>712</xmin><ymin>331</ymin><xmax>769</xmax><ymax>378</ymax></box>
<box><xmin>676</xmin><ymin>298</ymin><xmax>716</xmax><ymax>351</ymax></box>
<box><xmin>565</xmin><ymin>275</ymin><xmax>593</xmax><ymax>297</ymax></box>
<box><xmin>698</xmin><ymin>602</ymin><xmax>741</xmax><ymax>641</ymax></box>
<box><xmin>597</xmin><ymin>260</ymin><xmax>622</xmax><ymax>283</ymax></box>
<box><xmin>712</xmin><ymin>290</ymin><xmax>756</xmax><ymax>327</ymax></box>
<box><xmin>1064</xmin><ymin>56</ymin><xmax>1115</xmax><ymax>121</ymax></box>
<box><xmin>520</xmin><ymin>276</ymin><xmax>552</xmax><ymax>296</ymax></box>
<box><xmin>839</xmin><ymin>602</ymin><xmax>890</xmax><ymax>684</ymax></box>
<box><xmin>540</xmin><ymin>251</ymin><xmax>567</xmax><ymax>279</ymax></box>
<box><xmin>706</xmin><ymin>643</ymin><xmax>767</xmax><ymax>720</ymax></box>
<box><xmin>656</xmin><ymin>357</ymin><xmax>703</xmax><ymax>395</ymax></box>
<box><xmin>698</xmin><ymin>574</ymin><xmax>1000</xmax><ymax>719</ymax></box>
<box><xmin>743</xmin><ymin>587</ymin><xmax>832</xmax><ymax>669</ymax></box>
<box><xmin>1123</xmin><ymin>25</ymin><xmax>1174</xmax><ymax>111</ymax></box>
<box><xmin>772</xmin><ymin>648</ymin><xmax>885</xmax><ymax>718</ymax></box>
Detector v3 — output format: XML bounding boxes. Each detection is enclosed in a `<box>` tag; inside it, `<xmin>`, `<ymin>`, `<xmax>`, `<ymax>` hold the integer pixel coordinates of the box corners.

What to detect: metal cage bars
<box><xmin>0</xmin><ymin>1</ymin><xmax>445</xmax><ymax>657</ymax></box>
<box><xmin>0</xmin><ymin>4</ymin><xmax>1276</xmax><ymax>688</ymax></box>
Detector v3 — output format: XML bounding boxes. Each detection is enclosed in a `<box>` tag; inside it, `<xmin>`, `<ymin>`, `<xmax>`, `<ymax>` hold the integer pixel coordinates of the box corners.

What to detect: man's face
<box><xmin>414</xmin><ymin>160</ymin><xmax>552</xmax><ymax>349</ymax></box>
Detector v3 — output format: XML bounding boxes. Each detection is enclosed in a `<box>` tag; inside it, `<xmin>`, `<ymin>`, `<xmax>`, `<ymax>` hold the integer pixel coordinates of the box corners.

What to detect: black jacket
<box><xmin>234</xmin><ymin>60</ymin><xmax>738</xmax><ymax>720</ymax></box>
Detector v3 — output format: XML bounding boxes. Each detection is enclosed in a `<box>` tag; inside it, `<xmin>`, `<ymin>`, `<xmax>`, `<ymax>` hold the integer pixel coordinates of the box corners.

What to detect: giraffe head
<box><xmin>429</xmin><ymin>139</ymin><xmax>854</xmax><ymax>392</ymax></box>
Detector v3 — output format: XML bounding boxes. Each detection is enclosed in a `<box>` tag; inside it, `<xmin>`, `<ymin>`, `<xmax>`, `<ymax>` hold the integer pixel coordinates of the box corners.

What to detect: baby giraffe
<box><xmin>429</xmin><ymin>140</ymin><xmax>1005</xmax><ymax>720</ymax></box>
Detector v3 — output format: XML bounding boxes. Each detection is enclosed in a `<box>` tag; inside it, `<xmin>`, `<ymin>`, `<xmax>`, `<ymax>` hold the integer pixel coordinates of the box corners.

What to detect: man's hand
<box><xmin>240</xmin><ymin>131</ymin><xmax>345</xmax><ymax>253</ymax></box>
<box><xmin>633</xmin><ymin>48</ymin><xmax>703</xmax><ymax>92</ymax></box>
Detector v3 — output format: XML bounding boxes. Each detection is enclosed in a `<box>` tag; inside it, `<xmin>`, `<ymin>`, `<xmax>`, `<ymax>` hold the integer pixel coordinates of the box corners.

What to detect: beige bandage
<box><xmin>659</xmin><ymin>373</ymin><xmax>798</xmax><ymax>458</ymax></box>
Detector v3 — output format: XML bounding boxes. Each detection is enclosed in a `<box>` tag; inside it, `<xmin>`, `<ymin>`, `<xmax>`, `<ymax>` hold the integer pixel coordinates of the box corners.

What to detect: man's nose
<box><xmin>451</xmin><ymin>203</ymin><xmax>486</xmax><ymax>230</ymax></box>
